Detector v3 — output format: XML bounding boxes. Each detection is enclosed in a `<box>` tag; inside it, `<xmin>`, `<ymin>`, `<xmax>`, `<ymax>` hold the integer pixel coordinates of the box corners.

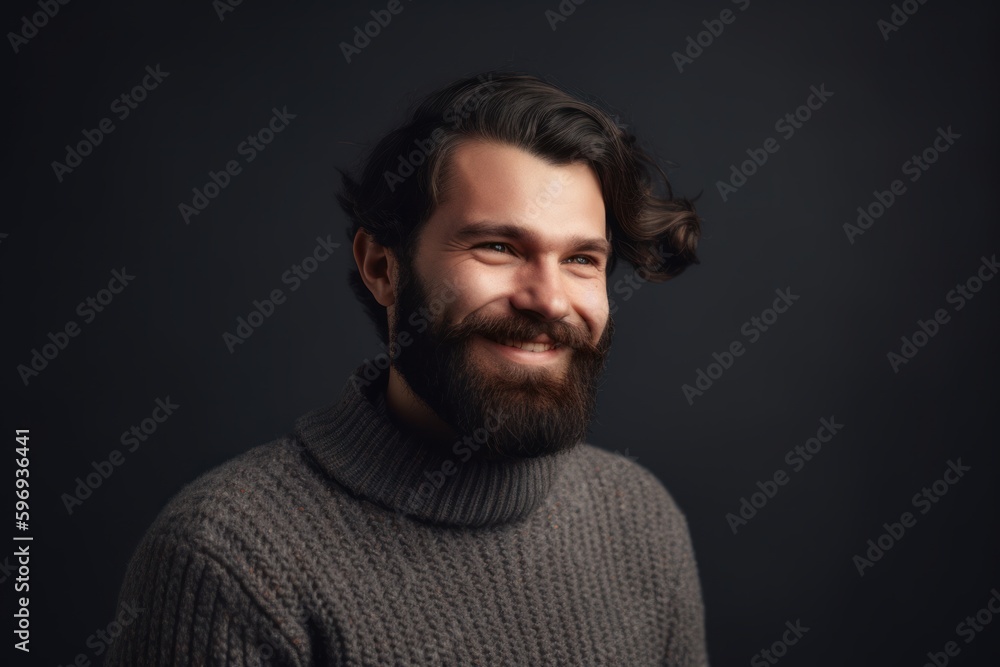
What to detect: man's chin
<box><xmin>444</xmin><ymin>340</ymin><xmax>600</xmax><ymax>456</ymax></box>
<box><xmin>398</xmin><ymin>384</ymin><xmax>590</xmax><ymax>462</ymax></box>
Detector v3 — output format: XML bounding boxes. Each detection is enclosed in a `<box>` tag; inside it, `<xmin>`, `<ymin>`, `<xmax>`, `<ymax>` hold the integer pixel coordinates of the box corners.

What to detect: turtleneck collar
<box><xmin>293</xmin><ymin>363</ymin><xmax>574</xmax><ymax>528</ymax></box>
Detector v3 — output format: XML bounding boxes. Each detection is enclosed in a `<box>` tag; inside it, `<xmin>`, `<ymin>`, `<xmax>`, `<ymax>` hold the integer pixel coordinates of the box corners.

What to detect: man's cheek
<box><xmin>423</xmin><ymin>284</ymin><xmax>469</xmax><ymax>329</ymax></box>
<box><xmin>580</xmin><ymin>295</ymin><xmax>610</xmax><ymax>344</ymax></box>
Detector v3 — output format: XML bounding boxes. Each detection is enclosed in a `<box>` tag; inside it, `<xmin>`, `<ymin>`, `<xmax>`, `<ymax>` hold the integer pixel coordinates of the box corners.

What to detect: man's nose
<box><xmin>507</xmin><ymin>260</ymin><xmax>571</xmax><ymax>322</ymax></box>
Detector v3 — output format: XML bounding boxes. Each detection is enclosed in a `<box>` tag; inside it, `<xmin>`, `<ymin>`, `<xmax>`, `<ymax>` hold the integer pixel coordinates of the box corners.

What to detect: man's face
<box><xmin>389</xmin><ymin>139</ymin><xmax>613</xmax><ymax>460</ymax></box>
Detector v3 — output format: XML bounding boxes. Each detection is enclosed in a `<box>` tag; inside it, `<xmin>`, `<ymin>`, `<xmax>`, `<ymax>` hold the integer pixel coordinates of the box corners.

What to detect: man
<box><xmin>106</xmin><ymin>71</ymin><xmax>708</xmax><ymax>665</ymax></box>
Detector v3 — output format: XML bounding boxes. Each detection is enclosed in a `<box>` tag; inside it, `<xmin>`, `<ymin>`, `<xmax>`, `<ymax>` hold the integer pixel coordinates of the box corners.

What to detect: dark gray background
<box><xmin>4</xmin><ymin>0</ymin><xmax>999</xmax><ymax>665</ymax></box>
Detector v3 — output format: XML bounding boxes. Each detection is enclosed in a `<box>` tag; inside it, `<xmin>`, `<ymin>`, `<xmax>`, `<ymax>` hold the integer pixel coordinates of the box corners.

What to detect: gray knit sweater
<box><xmin>104</xmin><ymin>365</ymin><xmax>708</xmax><ymax>666</ymax></box>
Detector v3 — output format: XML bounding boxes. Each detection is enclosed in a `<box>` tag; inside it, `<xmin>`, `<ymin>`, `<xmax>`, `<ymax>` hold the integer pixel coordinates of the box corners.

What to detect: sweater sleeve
<box><xmin>103</xmin><ymin>534</ymin><xmax>305</xmax><ymax>666</ymax></box>
<box><xmin>661</xmin><ymin>503</ymin><xmax>709</xmax><ymax>667</ymax></box>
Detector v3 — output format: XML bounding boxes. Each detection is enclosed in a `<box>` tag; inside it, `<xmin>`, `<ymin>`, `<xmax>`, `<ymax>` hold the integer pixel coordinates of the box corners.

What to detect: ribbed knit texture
<box><xmin>104</xmin><ymin>364</ymin><xmax>708</xmax><ymax>666</ymax></box>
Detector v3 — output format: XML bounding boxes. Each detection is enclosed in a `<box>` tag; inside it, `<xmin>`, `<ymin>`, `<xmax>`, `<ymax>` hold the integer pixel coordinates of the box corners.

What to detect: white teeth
<box><xmin>498</xmin><ymin>338</ymin><xmax>556</xmax><ymax>352</ymax></box>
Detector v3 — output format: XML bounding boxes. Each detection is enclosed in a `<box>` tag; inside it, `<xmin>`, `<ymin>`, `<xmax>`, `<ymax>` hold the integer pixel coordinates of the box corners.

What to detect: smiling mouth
<box><xmin>495</xmin><ymin>338</ymin><xmax>560</xmax><ymax>352</ymax></box>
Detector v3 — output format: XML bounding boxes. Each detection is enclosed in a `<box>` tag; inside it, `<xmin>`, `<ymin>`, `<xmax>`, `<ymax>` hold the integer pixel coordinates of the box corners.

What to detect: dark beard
<box><xmin>389</xmin><ymin>256</ymin><xmax>614</xmax><ymax>461</ymax></box>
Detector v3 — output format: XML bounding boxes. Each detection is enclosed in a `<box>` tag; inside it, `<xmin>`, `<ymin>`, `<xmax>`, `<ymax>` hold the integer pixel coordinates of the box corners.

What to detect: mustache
<box><xmin>437</xmin><ymin>311</ymin><xmax>604</xmax><ymax>355</ymax></box>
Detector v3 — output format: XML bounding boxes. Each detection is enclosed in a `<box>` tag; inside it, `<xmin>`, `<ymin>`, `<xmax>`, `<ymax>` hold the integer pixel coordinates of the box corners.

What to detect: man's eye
<box><xmin>566</xmin><ymin>255</ymin><xmax>593</xmax><ymax>265</ymax></box>
<box><xmin>478</xmin><ymin>242</ymin><xmax>511</xmax><ymax>254</ymax></box>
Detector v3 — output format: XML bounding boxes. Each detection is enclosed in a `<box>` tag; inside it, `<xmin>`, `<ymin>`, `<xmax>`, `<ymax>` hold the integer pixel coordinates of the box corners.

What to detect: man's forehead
<box><xmin>445</xmin><ymin>140</ymin><xmax>597</xmax><ymax>193</ymax></box>
<box><xmin>434</xmin><ymin>140</ymin><xmax>606</xmax><ymax>232</ymax></box>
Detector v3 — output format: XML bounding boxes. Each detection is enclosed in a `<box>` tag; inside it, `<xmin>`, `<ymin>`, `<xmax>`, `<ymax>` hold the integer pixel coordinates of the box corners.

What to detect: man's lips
<box><xmin>475</xmin><ymin>333</ymin><xmax>567</xmax><ymax>356</ymax></box>
<box><xmin>494</xmin><ymin>337</ymin><xmax>560</xmax><ymax>352</ymax></box>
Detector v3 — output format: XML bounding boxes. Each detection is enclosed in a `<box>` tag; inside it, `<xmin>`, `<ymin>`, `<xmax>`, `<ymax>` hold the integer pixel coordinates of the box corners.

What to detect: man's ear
<box><xmin>353</xmin><ymin>228</ymin><xmax>398</xmax><ymax>307</ymax></box>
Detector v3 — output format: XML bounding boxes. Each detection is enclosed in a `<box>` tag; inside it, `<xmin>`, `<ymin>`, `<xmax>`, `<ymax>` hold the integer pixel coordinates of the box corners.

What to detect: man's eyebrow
<box><xmin>454</xmin><ymin>221</ymin><xmax>612</xmax><ymax>258</ymax></box>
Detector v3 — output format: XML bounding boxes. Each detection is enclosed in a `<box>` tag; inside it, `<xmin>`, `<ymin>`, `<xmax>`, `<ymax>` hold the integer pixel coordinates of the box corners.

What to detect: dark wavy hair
<box><xmin>336</xmin><ymin>70</ymin><xmax>703</xmax><ymax>345</ymax></box>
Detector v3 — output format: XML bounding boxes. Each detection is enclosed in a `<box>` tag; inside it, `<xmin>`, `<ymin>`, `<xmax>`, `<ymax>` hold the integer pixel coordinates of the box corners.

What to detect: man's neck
<box><xmin>385</xmin><ymin>367</ymin><xmax>458</xmax><ymax>444</ymax></box>
<box><xmin>292</xmin><ymin>362</ymin><xmax>573</xmax><ymax>527</ymax></box>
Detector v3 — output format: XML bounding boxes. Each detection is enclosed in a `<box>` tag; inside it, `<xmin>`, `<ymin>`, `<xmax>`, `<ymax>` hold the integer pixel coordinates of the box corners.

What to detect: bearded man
<box><xmin>106</xmin><ymin>70</ymin><xmax>709</xmax><ymax>666</ymax></box>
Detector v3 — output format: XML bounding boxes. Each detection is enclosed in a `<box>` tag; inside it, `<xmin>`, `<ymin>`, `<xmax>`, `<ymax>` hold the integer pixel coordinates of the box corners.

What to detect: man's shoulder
<box><xmin>568</xmin><ymin>442</ymin><xmax>690</xmax><ymax>525</ymax></box>
<box><xmin>566</xmin><ymin>443</ymin><xmax>701</xmax><ymax>585</ymax></box>
<box><xmin>136</xmin><ymin>434</ymin><xmax>314</xmax><ymax>553</ymax></box>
